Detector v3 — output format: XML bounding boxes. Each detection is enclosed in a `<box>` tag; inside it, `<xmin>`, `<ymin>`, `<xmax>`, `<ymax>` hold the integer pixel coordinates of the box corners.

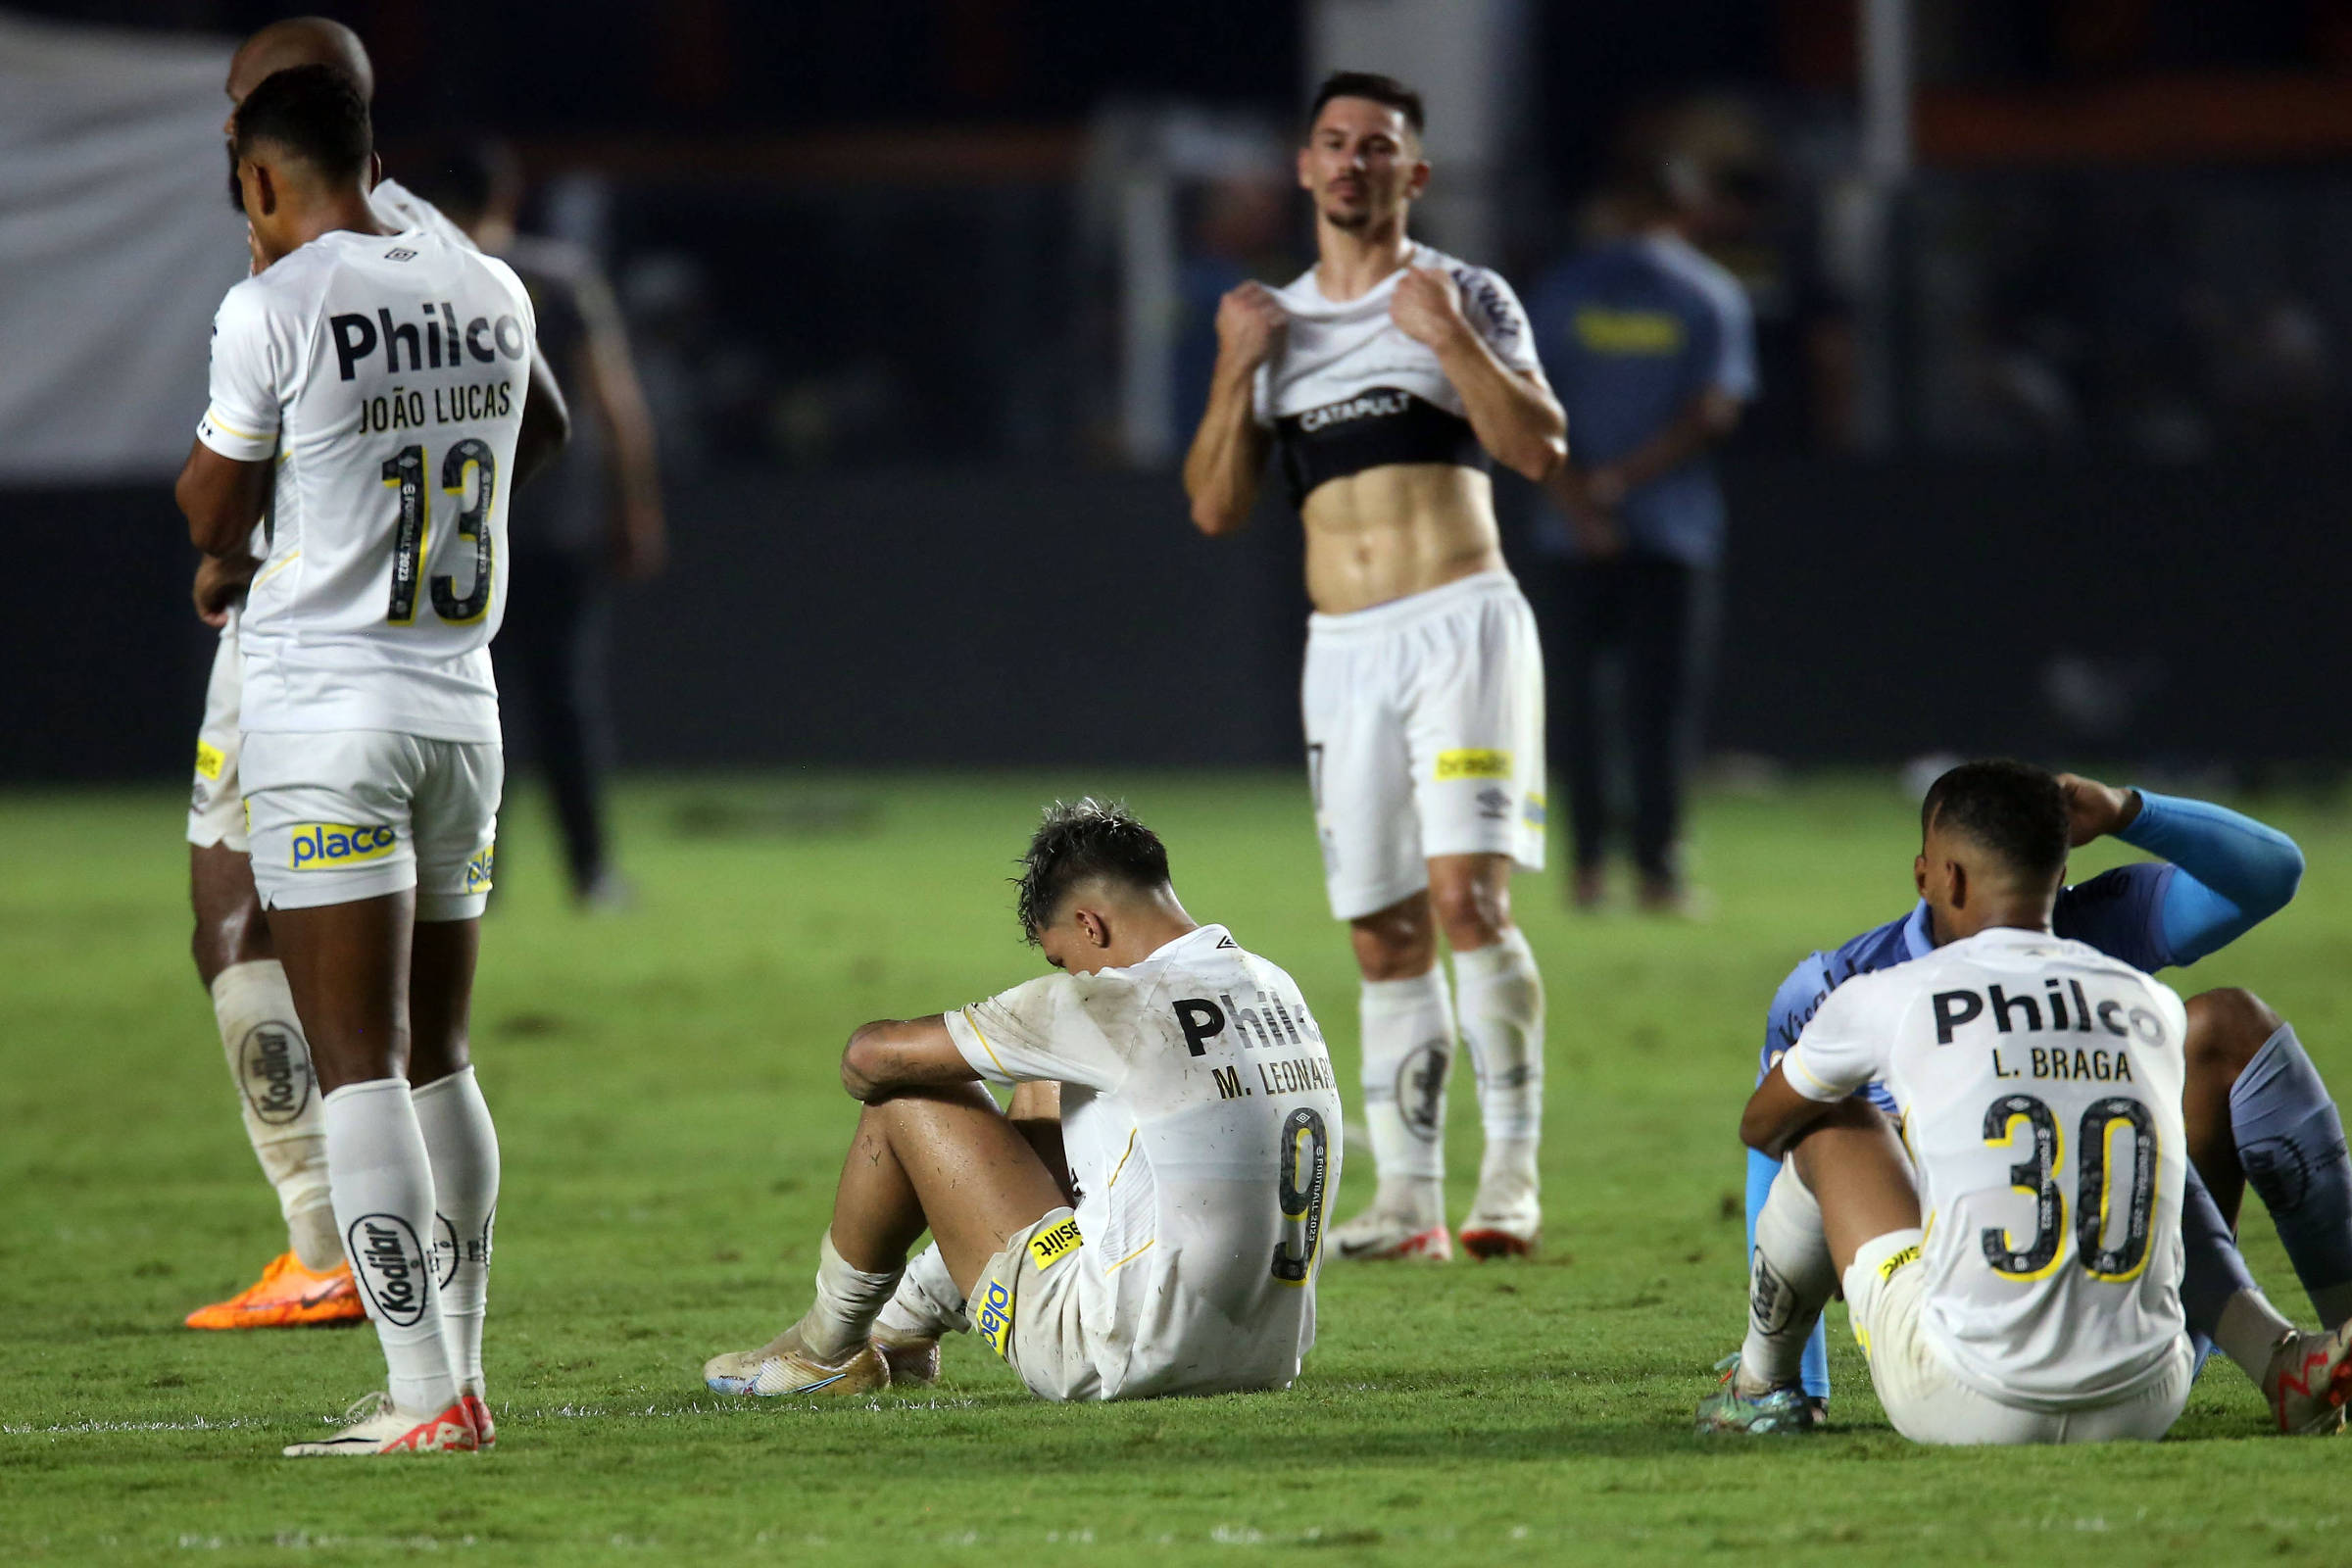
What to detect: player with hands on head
<box><xmin>1711</xmin><ymin>762</ymin><xmax>2352</xmax><ymax>1436</ymax></box>
<box><xmin>703</xmin><ymin>801</ymin><xmax>1342</xmax><ymax>1403</ymax></box>
<box><xmin>178</xmin><ymin>63</ymin><xmax>565</xmax><ymax>1454</ymax></box>
<box><xmin>1183</xmin><ymin>71</ymin><xmax>1565</xmax><ymax>1265</ymax></box>
<box><xmin>181</xmin><ymin>14</ymin><xmax>557</xmax><ymax>1334</ymax></box>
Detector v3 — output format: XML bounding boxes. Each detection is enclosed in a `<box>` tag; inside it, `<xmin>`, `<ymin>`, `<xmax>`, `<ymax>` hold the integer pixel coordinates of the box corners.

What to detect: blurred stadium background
<box><xmin>9</xmin><ymin>0</ymin><xmax>2350</xmax><ymax>805</ymax></box>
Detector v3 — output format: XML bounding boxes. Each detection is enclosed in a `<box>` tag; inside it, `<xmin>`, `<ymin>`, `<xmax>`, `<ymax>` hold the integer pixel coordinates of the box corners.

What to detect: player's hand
<box><xmin>192</xmin><ymin>553</ymin><xmax>258</xmax><ymax>627</ymax></box>
<box><xmin>1391</xmin><ymin>266</ymin><xmax>1470</xmax><ymax>351</ymax></box>
<box><xmin>1214</xmin><ymin>283</ymin><xmax>1287</xmax><ymax>371</ymax></box>
<box><xmin>2055</xmin><ymin>772</ymin><xmax>2142</xmax><ymax>847</ymax></box>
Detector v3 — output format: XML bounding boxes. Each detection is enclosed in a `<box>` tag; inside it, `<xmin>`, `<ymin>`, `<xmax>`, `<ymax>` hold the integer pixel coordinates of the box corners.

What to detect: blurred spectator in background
<box><xmin>1527</xmin><ymin>118</ymin><xmax>1759</xmax><ymax>914</ymax></box>
<box><xmin>1173</xmin><ymin>172</ymin><xmax>1291</xmax><ymax>435</ymax></box>
<box><xmin>414</xmin><ymin>144</ymin><xmax>666</xmax><ymax>907</ymax></box>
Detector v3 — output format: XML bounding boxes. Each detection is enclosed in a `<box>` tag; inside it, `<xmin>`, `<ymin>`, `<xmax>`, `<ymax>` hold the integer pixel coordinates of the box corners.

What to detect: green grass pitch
<box><xmin>5</xmin><ymin>772</ymin><xmax>2351</xmax><ymax>1565</ymax></box>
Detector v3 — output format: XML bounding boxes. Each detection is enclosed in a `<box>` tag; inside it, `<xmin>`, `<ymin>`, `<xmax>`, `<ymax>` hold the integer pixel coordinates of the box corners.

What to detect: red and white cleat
<box><xmin>282</xmin><ymin>1392</ymin><xmax>480</xmax><ymax>1457</ymax></box>
<box><xmin>2268</xmin><ymin>1325</ymin><xmax>2352</xmax><ymax>1435</ymax></box>
<box><xmin>461</xmin><ymin>1391</ymin><xmax>497</xmax><ymax>1450</ymax></box>
<box><xmin>1331</xmin><ymin>1203</ymin><xmax>1452</xmax><ymax>1262</ymax></box>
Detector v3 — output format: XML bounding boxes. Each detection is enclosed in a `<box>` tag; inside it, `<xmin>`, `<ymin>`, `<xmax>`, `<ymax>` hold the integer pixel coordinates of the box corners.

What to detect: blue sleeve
<box><xmin>1760</xmin><ymin>954</ymin><xmax>1835</xmax><ymax>1085</ymax></box>
<box><xmin>2119</xmin><ymin>789</ymin><xmax>2305</xmax><ymax>967</ymax></box>
<box><xmin>2052</xmin><ymin>863</ymin><xmax>2176</xmax><ymax>974</ymax></box>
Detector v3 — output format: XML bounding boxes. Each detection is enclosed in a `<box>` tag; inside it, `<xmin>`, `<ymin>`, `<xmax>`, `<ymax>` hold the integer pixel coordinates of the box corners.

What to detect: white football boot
<box><xmin>2267</xmin><ymin>1323</ymin><xmax>2352</xmax><ymax>1435</ymax></box>
<box><xmin>1332</xmin><ymin>1182</ymin><xmax>1451</xmax><ymax>1261</ymax></box>
<box><xmin>704</xmin><ymin>1324</ymin><xmax>890</xmax><ymax>1398</ymax></box>
<box><xmin>1458</xmin><ymin>1140</ymin><xmax>1541</xmax><ymax>1260</ymax></box>
<box><xmin>282</xmin><ymin>1391</ymin><xmax>479</xmax><ymax>1457</ymax></box>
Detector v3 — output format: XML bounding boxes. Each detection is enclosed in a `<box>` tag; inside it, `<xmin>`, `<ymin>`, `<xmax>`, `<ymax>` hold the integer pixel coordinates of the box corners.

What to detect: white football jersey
<box><xmin>1251</xmin><ymin>242</ymin><xmax>1542</xmax><ymax>424</ymax></box>
<box><xmin>945</xmin><ymin>923</ymin><xmax>1344</xmax><ymax>1399</ymax></box>
<box><xmin>198</xmin><ymin>225</ymin><xmax>536</xmax><ymax>742</ymax></box>
<box><xmin>1784</xmin><ymin>925</ymin><xmax>2189</xmax><ymax>1408</ymax></box>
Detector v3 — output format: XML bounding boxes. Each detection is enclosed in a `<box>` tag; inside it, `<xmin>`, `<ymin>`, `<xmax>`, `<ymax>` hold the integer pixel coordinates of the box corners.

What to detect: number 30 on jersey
<box><xmin>380</xmin><ymin>440</ymin><xmax>496</xmax><ymax>626</ymax></box>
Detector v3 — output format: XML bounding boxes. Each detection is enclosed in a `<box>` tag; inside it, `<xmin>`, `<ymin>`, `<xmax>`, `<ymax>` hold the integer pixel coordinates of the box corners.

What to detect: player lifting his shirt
<box><xmin>1182</xmin><ymin>73</ymin><xmax>1566</xmax><ymax>1264</ymax></box>
<box><xmin>183</xmin><ymin>17</ymin><xmax>529</xmax><ymax>1334</ymax></box>
<box><xmin>176</xmin><ymin>66</ymin><xmax>566</xmax><ymax>1455</ymax></box>
<box><xmin>1719</xmin><ymin>762</ymin><xmax>2199</xmax><ymax>1445</ymax></box>
<box><xmin>702</xmin><ymin>801</ymin><xmax>1342</xmax><ymax>1402</ymax></box>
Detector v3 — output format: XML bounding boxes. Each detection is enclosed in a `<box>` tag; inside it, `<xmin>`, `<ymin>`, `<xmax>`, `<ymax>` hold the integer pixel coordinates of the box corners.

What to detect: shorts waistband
<box><xmin>1306</xmin><ymin>568</ymin><xmax>1523</xmax><ymax>640</ymax></box>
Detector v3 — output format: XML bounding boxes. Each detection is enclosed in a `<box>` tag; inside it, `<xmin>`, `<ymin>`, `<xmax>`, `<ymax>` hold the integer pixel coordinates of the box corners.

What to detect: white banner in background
<box><xmin>0</xmin><ymin>12</ymin><xmax>244</xmax><ymax>483</ymax></box>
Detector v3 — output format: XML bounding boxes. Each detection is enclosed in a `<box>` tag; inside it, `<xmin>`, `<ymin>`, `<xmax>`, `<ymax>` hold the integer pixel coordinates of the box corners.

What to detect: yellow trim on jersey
<box><xmin>250</xmin><ymin>551</ymin><xmax>300</xmax><ymax>592</ymax></box>
<box><xmin>1105</xmin><ymin>1127</ymin><xmax>1138</xmax><ymax>1190</ymax></box>
<box><xmin>1782</xmin><ymin>1051</ymin><xmax>1842</xmax><ymax>1099</ymax></box>
<box><xmin>203</xmin><ymin>407</ymin><xmax>267</xmax><ymax>442</ymax></box>
<box><xmin>1103</xmin><ymin>1238</ymin><xmax>1156</xmax><ymax>1274</ymax></box>
<box><xmin>194</xmin><ymin>741</ymin><xmax>224</xmax><ymax>781</ymax></box>
<box><xmin>2083</xmin><ymin>1111</ymin><xmax>2158</xmax><ymax>1285</ymax></box>
<box><xmin>960</xmin><ymin>1007</ymin><xmax>1007</xmax><ymax>1075</ymax></box>
<box><xmin>1984</xmin><ymin>1106</ymin><xmax>2068</xmax><ymax>1284</ymax></box>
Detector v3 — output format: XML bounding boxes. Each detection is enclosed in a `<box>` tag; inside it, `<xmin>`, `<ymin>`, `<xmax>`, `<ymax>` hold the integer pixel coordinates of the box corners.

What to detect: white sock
<box><xmin>211</xmin><ymin>960</ymin><xmax>339</xmax><ymax>1270</ymax></box>
<box><xmin>323</xmin><ymin>1079</ymin><xmax>456</xmax><ymax>1415</ymax></box>
<box><xmin>2214</xmin><ymin>1287</ymin><xmax>2297</xmax><ymax>1391</ymax></box>
<box><xmin>876</xmin><ymin>1244</ymin><xmax>967</xmax><ymax>1341</ymax></box>
<box><xmin>798</xmin><ymin>1231</ymin><xmax>904</xmax><ymax>1362</ymax></box>
<box><xmin>1356</xmin><ymin>968</ymin><xmax>1452</xmax><ymax>1220</ymax></box>
<box><xmin>1453</xmin><ymin>928</ymin><xmax>1544</xmax><ymax>1194</ymax></box>
<box><xmin>413</xmin><ymin>1066</ymin><xmax>499</xmax><ymax>1396</ymax></box>
<box><xmin>1740</xmin><ymin>1163</ymin><xmax>1838</xmax><ymax>1393</ymax></box>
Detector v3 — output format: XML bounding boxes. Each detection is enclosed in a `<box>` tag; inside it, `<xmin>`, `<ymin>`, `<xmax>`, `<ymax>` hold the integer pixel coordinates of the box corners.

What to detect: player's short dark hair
<box><xmin>1307</xmin><ymin>71</ymin><xmax>1425</xmax><ymax>139</ymax></box>
<box><xmin>233</xmin><ymin>63</ymin><xmax>371</xmax><ymax>183</ymax></box>
<box><xmin>1015</xmin><ymin>798</ymin><xmax>1172</xmax><ymax>943</ymax></box>
<box><xmin>1921</xmin><ymin>760</ymin><xmax>2069</xmax><ymax>884</ymax></box>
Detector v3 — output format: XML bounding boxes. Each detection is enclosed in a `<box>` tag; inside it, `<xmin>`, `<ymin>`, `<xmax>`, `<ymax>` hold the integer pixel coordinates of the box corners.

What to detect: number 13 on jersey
<box><xmin>381</xmin><ymin>440</ymin><xmax>496</xmax><ymax>626</ymax></box>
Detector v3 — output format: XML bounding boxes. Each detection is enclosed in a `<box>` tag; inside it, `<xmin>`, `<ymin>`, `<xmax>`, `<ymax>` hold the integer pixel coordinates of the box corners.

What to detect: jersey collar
<box><xmin>1901</xmin><ymin>900</ymin><xmax>1935</xmax><ymax>959</ymax></box>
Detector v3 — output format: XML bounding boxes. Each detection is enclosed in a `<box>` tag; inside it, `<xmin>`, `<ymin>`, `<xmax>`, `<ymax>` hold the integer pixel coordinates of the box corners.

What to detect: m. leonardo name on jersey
<box><xmin>331</xmin><ymin>302</ymin><xmax>529</xmax><ymax>381</ymax></box>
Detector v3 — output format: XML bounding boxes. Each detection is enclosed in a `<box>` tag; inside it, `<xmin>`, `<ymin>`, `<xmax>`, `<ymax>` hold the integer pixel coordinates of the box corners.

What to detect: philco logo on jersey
<box><xmin>1436</xmin><ymin>748</ymin><xmax>1511</xmax><ymax>781</ymax></box>
<box><xmin>330</xmin><ymin>304</ymin><xmax>527</xmax><ymax>382</ymax></box>
<box><xmin>1028</xmin><ymin>1217</ymin><xmax>1084</xmax><ymax>1271</ymax></box>
<box><xmin>465</xmin><ymin>844</ymin><xmax>496</xmax><ymax>893</ymax></box>
<box><xmin>290</xmin><ymin>822</ymin><xmax>397</xmax><ymax>870</ymax></box>
<box><xmin>974</xmin><ymin>1279</ymin><xmax>1014</xmax><ymax>1357</ymax></box>
<box><xmin>1932</xmin><ymin>981</ymin><xmax>2168</xmax><ymax>1047</ymax></box>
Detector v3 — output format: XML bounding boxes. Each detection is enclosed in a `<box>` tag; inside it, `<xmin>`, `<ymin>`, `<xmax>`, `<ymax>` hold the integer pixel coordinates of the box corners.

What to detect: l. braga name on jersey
<box><xmin>331</xmin><ymin>295</ymin><xmax>528</xmax><ymax>435</ymax></box>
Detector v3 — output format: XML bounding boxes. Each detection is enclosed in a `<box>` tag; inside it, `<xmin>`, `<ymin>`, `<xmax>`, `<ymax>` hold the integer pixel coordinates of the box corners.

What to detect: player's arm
<box><xmin>175</xmin><ymin>442</ymin><xmax>272</xmax><ymax>558</ymax></box>
<box><xmin>1394</xmin><ymin>268</ymin><xmax>1565</xmax><ymax>483</ymax></box>
<box><xmin>1740</xmin><ymin>978</ymin><xmax>1882</xmax><ymax>1158</ymax></box>
<box><xmin>1182</xmin><ymin>283</ymin><xmax>1283</xmax><ymax>537</ymax></box>
<box><xmin>1740</xmin><ymin>1063</ymin><xmax>1837</xmax><ymax>1160</ymax></box>
<box><xmin>512</xmin><ymin>350</ymin><xmax>571</xmax><ymax>492</ymax></box>
<box><xmin>1566</xmin><ymin>388</ymin><xmax>1742</xmax><ymax>516</ymax></box>
<box><xmin>2062</xmin><ymin>772</ymin><xmax>2305</xmax><ymax>965</ymax></box>
<box><xmin>574</xmin><ymin>269</ymin><xmax>666</xmax><ymax>579</ymax></box>
<box><xmin>840</xmin><ymin>1015</ymin><xmax>982</xmax><ymax>1103</ymax></box>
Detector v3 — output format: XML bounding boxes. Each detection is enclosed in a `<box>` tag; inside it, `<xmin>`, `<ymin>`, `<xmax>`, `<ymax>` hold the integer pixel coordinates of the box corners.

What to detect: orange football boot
<box><xmin>184</xmin><ymin>1251</ymin><xmax>365</xmax><ymax>1329</ymax></box>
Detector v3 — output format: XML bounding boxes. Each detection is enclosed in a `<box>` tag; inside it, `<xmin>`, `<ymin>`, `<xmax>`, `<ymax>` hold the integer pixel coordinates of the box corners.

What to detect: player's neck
<box><xmin>1313</xmin><ymin>220</ymin><xmax>1412</xmax><ymax>302</ymax></box>
<box><xmin>1931</xmin><ymin>901</ymin><xmax>2055</xmax><ymax>947</ymax></box>
<box><xmin>274</xmin><ymin>191</ymin><xmax>394</xmax><ymax>256</ymax></box>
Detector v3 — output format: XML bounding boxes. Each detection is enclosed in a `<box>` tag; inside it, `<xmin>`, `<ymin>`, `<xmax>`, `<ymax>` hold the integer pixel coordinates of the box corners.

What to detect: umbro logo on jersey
<box><xmin>384</xmin><ymin>247</ymin><xmax>417</xmax><ymax>262</ymax></box>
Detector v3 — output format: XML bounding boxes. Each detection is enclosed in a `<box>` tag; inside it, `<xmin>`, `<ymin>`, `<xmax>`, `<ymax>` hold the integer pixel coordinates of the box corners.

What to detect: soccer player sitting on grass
<box><xmin>1732</xmin><ymin>768</ymin><xmax>2352</xmax><ymax>1433</ymax></box>
<box><xmin>703</xmin><ymin>800</ymin><xmax>1344</xmax><ymax>1401</ymax></box>
<box><xmin>1709</xmin><ymin>761</ymin><xmax>2199</xmax><ymax>1445</ymax></box>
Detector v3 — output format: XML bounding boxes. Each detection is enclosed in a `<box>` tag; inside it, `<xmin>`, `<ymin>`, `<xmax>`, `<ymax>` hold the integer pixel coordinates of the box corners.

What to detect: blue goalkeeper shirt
<box><xmin>1748</xmin><ymin>789</ymin><xmax>2304</xmax><ymax>1398</ymax></box>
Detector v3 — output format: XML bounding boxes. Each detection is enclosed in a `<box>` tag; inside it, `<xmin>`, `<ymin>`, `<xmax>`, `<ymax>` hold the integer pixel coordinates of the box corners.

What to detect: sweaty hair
<box><xmin>1921</xmin><ymin>760</ymin><xmax>2069</xmax><ymax>885</ymax></box>
<box><xmin>233</xmin><ymin>64</ymin><xmax>371</xmax><ymax>184</ymax></box>
<box><xmin>1015</xmin><ymin>799</ymin><xmax>1172</xmax><ymax>944</ymax></box>
<box><xmin>1307</xmin><ymin>71</ymin><xmax>1425</xmax><ymax>138</ymax></box>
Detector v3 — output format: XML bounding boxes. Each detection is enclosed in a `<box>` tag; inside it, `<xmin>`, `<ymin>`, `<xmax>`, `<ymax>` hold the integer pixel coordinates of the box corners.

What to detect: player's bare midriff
<box><xmin>1299</xmin><ymin>461</ymin><xmax>1505</xmax><ymax>615</ymax></box>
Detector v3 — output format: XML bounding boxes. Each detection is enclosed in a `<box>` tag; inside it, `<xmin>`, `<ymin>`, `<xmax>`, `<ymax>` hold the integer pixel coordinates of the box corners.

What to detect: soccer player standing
<box><xmin>1182</xmin><ymin>73</ymin><xmax>1565</xmax><ymax>1260</ymax></box>
<box><xmin>177</xmin><ymin>66</ymin><xmax>565</xmax><ymax>1454</ymax></box>
<box><xmin>184</xmin><ymin>17</ymin><xmax>515</xmax><ymax>1332</ymax></box>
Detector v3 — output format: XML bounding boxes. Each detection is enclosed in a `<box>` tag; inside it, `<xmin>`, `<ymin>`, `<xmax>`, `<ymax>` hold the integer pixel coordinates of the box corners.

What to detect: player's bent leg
<box><xmin>1697</xmin><ymin>1158</ymin><xmax>1838</xmax><ymax>1435</ymax></box>
<box><xmin>1433</xmin><ymin>855</ymin><xmax>1545</xmax><ymax>1259</ymax></box>
<box><xmin>1334</xmin><ymin>894</ymin><xmax>1453</xmax><ymax>1261</ymax></box>
<box><xmin>2184</xmin><ymin>988</ymin><xmax>2352</xmax><ymax>1330</ymax></box>
<box><xmin>706</xmin><ymin>1083</ymin><xmax>1067</xmax><ymax>1398</ymax></box>
<box><xmin>186</xmin><ymin>844</ymin><xmax>359</xmax><ymax>1328</ymax></box>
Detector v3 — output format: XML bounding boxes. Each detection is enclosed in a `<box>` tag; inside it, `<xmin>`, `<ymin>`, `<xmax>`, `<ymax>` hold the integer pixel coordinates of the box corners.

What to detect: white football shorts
<box><xmin>1301</xmin><ymin>568</ymin><xmax>1546</xmax><ymax>920</ymax></box>
<box><xmin>241</xmin><ymin>729</ymin><xmax>502</xmax><ymax>920</ymax></box>
<box><xmin>1843</xmin><ymin>1229</ymin><xmax>2192</xmax><ymax>1446</ymax></box>
<box><xmin>187</xmin><ymin>619</ymin><xmax>248</xmax><ymax>853</ymax></box>
<box><xmin>968</xmin><ymin>1206</ymin><xmax>1107</xmax><ymax>1403</ymax></box>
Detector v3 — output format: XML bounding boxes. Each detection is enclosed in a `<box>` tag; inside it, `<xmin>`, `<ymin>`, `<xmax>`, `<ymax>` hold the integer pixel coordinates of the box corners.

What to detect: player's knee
<box><xmin>1428</xmin><ymin>878</ymin><xmax>1506</xmax><ymax>950</ymax></box>
<box><xmin>841</xmin><ymin>1023</ymin><xmax>891</xmax><ymax>1102</ymax></box>
<box><xmin>1349</xmin><ymin>906</ymin><xmax>1434</xmax><ymax>981</ymax></box>
<box><xmin>2184</xmin><ymin>987</ymin><xmax>2284</xmax><ymax>1084</ymax></box>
